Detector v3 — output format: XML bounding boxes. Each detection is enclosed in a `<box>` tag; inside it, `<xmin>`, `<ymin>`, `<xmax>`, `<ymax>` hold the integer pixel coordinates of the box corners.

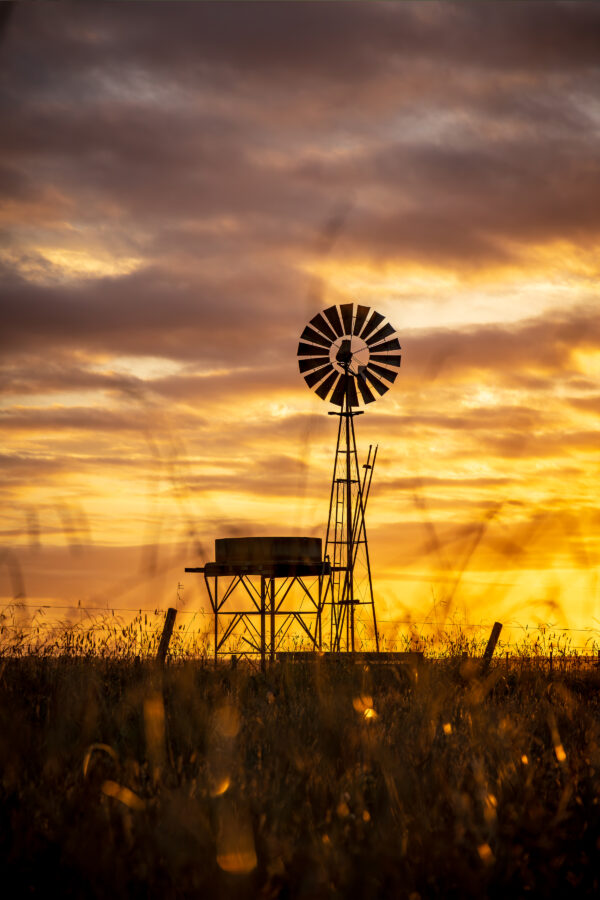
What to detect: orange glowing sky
<box><xmin>1</xmin><ymin>3</ymin><xmax>599</xmax><ymax>638</ymax></box>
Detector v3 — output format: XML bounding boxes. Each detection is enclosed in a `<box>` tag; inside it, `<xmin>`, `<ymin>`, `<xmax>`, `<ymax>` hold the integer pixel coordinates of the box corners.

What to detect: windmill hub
<box><xmin>332</xmin><ymin>335</ymin><xmax>369</xmax><ymax>373</ymax></box>
<box><xmin>335</xmin><ymin>338</ymin><xmax>354</xmax><ymax>366</ymax></box>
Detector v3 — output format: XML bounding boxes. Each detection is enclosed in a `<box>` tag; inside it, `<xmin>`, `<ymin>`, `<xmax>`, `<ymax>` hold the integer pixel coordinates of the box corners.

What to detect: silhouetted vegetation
<box><xmin>1</xmin><ymin>647</ymin><xmax>600</xmax><ymax>898</ymax></box>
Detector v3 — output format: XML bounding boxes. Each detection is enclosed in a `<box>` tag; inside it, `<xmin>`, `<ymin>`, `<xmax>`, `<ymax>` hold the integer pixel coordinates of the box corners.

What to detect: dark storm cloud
<box><xmin>345</xmin><ymin>136</ymin><xmax>600</xmax><ymax>263</ymax></box>
<box><xmin>0</xmin><ymin>162</ymin><xmax>35</xmax><ymax>202</ymax></box>
<box><xmin>4</xmin><ymin>85</ymin><xmax>600</xmax><ymax>265</ymax></box>
<box><xmin>2</xmin><ymin>3</ymin><xmax>600</xmax><ymax>270</ymax></box>
<box><xmin>1</xmin><ymin>101</ymin><xmax>327</xmax><ymax>235</ymax></box>
<box><xmin>5</xmin><ymin>3</ymin><xmax>600</xmax><ymax>91</ymax></box>
<box><xmin>0</xmin><ymin>261</ymin><xmax>307</xmax><ymax>364</ymax></box>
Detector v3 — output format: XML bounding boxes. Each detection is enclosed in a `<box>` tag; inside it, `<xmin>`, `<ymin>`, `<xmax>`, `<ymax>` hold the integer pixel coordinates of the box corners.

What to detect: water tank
<box><xmin>215</xmin><ymin>536</ymin><xmax>322</xmax><ymax>566</ymax></box>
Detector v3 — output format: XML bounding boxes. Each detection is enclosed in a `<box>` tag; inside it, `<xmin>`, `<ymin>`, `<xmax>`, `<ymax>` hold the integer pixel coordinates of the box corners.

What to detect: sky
<box><xmin>1</xmin><ymin>2</ymin><xmax>599</xmax><ymax>644</ymax></box>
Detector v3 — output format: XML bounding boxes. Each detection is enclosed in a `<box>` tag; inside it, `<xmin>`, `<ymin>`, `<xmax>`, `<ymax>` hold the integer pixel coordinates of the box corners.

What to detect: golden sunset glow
<box><xmin>1</xmin><ymin>3</ymin><xmax>599</xmax><ymax>647</ymax></box>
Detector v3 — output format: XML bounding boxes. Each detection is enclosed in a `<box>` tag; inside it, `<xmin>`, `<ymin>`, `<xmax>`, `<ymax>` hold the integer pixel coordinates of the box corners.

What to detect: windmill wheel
<box><xmin>297</xmin><ymin>303</ymin><xmax>401</xmax><ymax>407</ymax></box>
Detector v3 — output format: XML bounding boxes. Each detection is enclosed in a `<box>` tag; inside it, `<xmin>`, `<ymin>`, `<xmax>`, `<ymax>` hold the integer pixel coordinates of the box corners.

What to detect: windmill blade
<box><xmin>356</xmin><ymin>374</ymin><xmax>376</xmax><ymax>404</ymax></box>
<box><xmin>330</xmin><ymin>372</ymin><xmax>358</xmax><ymax>407</ymax></box>
<box><xmin>371</xmin><ymin>353</ymin><xmax>401</xmax><ymax>368</ymax></box>
<box><xmin>301</xmin><ymin>325</ymin><xmax>332</xmax><ymax>349</ymax></box>
<box><xmin>298</xmin><ymin>341</ymin><xmax>331</xmax><ymax>357</ymax></box>
<box><xmin>367</xmin><ymin>362</ymin><xmax>398</xmax><ymax>384</ymax></box>
<box><xmin>310</xmin><ymin>312</ymin><xmax>337</xmax><ymax>342</ymax></box>
<box><xmin>315</xmin><ymin>368</ymin><xmax>339</xmax><ymax>401</ymax></box>
<box><xmin>304</xmin><ymin>363</ymin><xmax>334</xmax><ymax>388</ymax></box>
<box><xmin>360</xmin><ymin>310</ymin><xmax>385</xmax><ymax>341</ymax></box>
<box><xmin>353</xmin><ymin>305</ymin><xmax>370</xmax><ymax>336</ymax></box>
<box><xmin>330</xmin><ymin>373</ymin><xmax>346</xmax><ymax>406</ymax></box>
<box><xmin>368</xmin><ymin>337</ymin><xmax>401</xmax><ymax>354</ymax></box>
<box><xmin>366</xmin><ymin>321</ymin><xmax>396</xmax><ymax>346</ymax></box>
<box><xmin>364</xmin><ymin>368</ymin><xmax>389</xmax><ymax>396</ymax></box>
<box><xmin>323</xmin><ymin>305</ymin><xmax>344</xmax><ymax>337</ymax></box>
<box><xmin>299</xmin><ymin>356</ymin><xmax>330</xmax><ymax>373</ymax></box>
<box><xmin>340</xmin><ymin>302</ymin><xmax>354</xmax><ymax>335</ymax></box>
<box><xmin>346</xmin><ymin>376</ymin><xmax>359</xmax><ymax>408</ymax></box>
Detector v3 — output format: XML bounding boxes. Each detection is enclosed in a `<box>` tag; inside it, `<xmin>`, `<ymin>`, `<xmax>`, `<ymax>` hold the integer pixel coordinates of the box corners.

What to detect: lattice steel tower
<box><xmin>297</xmin><ymin>303</ymin><xmax>401</xmax><ymax>652</ymax></box>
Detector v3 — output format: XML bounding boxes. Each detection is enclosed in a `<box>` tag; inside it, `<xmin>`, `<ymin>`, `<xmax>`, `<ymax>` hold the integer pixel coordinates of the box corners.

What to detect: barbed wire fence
<box><xmin>2</xmin><ymin>600</ymin><xmax>600</xmax><ymax>668</ymax></box>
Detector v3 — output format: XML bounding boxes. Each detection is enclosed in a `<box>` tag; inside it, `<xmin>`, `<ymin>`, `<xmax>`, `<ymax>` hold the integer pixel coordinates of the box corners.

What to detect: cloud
<box><xmin>6</xmin><ymin>4</ymin><xmax>600</xmax><ymax>94</ymax></box>
<box><xmin>480</xmin><ymin>428</ymin><xmax>600</xmax><ymax>460</ymax></box>
<box><xmin>3</xmin><ymin>239</ymin><xmax>599</xmax><ymax>383</ymax></box>
<box><xmin>3</xmin><ymin>3</ymin><xmax>600</xmax><ymax>275</ymax></box>
<box><xmin>403</xmin><ymin>305</ymin><xmax>600</xmax><ymax>381</ymax></box>
<box><xmin>0</xmin><ymin>406</ymin><xmax>169</xmax><ymax>433</ymax></box>
<box><xmin>382</xmin><ymin>476</ymin><xmax>514</xmax><ymax>490</ymax></box>
<box><xmin>1</xmin><ymin>1</ymin><xmax>598</xmax><ymax>634</ymax></box>
<box><xmin>0</xmin><ymin>261</ymin><xmax>310</xmax><ymax>365</ymax></box>
<box><xmin>0</xmin><ymin>355</ymin><xmax>144</xmax><ymax>397</ymax></box>
<box><xmin>568</xmin><ymin>395</ymin><xmax>600</xmax><ymax>415</ymax></box>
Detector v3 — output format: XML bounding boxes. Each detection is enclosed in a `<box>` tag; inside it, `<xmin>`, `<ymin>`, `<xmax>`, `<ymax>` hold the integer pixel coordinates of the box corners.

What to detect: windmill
<box><xmin>298</xmin><ymin>303</ymin><xmax>401</xmax><ymax>652</ymax></box>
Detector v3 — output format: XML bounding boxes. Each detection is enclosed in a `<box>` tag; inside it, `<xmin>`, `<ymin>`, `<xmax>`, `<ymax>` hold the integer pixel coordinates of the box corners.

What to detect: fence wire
<box><xmin>2</xmin><ymin>601</ymin><xmax>600</xmax><ymax>662</ymax></box>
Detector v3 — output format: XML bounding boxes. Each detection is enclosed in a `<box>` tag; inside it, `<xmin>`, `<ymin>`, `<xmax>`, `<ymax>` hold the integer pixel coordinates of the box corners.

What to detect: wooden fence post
<box><xmin>481</xmin><ymin>622</ymin><xmax>502</xmax><ymax>675</ymax></box>
<box><xmin>156</xmin><ymin>607</ymin><xmax>177</xmax><ymax>665</ymax></box>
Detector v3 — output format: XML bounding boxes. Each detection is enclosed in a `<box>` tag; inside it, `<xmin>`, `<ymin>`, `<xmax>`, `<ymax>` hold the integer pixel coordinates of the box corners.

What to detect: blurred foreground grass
<box><xmin>1</xmin><ymin>650</ymin><xmax>600</xmax><ymax>899</ymax></box>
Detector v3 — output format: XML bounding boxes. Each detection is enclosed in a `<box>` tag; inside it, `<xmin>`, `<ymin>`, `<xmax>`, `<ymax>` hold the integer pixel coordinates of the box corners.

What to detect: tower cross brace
<box><xmin>325</xmin><ymin>361</ymin><xmax>379</xmax><ymax>652</ymax></box>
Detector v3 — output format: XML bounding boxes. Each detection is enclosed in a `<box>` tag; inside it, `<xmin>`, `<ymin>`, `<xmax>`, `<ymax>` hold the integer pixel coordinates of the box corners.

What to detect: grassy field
<box><xmin>1</xmin><ymin>651</ymin><xmax>600</xmax><ymax>899</ymax></box>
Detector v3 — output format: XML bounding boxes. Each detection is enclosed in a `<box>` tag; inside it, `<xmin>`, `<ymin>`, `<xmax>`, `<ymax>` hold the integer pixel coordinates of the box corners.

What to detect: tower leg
<box><xmin>345</xmin><ymin>393</ymin><xmax>355</xmax><ymax>652</ymax></box>
<box><xmin>214</xmin><ymin>575</ymin><xmax>218</xmax><ymax>666</ymax></box>
<box><xmin>325</xmin><ymin>389</ymin><xmax>378</xmax><ymax>653</ymax></box>
<box><xmin>260</xmin><ymin>575</ymin><xmax>266</xmax><ymax>671</ymax></box>
<box><xmin>349</xmin><ymin>413</ymin><xmax>379</xmax><ymax>652</ymax></box>
<box><xmin>269</xmin><ymin>576</ymin><xmax>275</xmax><ymax>662</ymax></box>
